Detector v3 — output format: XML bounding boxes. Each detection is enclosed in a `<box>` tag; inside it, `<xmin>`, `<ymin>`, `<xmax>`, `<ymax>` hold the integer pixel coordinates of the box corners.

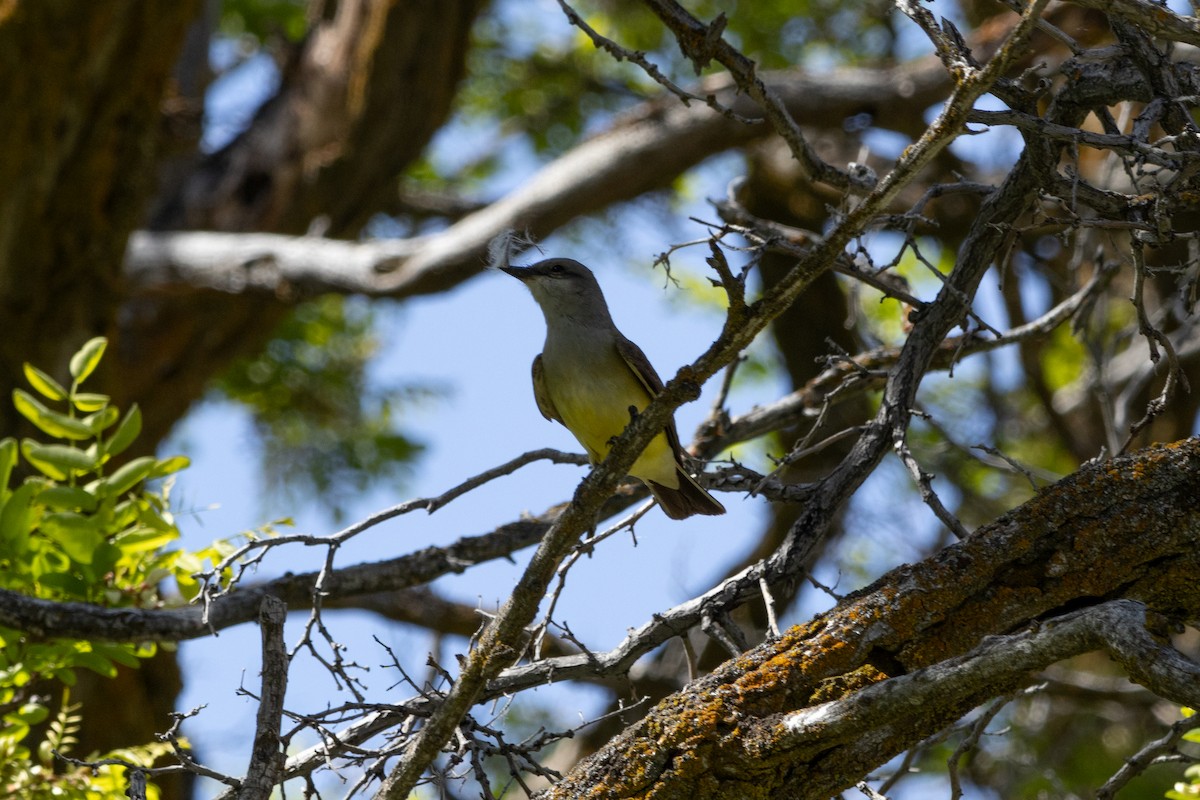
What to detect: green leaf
<box><xmin>110</xmin><ymin>498</ymin><xmax>139</xmax><ymax>530</ymax></box>
<box><xmin>1</xmin><ymin>719</ymin><xmax>29</xmax><ymax>743</ymax></box>
<box><xmin>92</xmin><ymin>642</ymin><xmax>142</xmax><ymax>669</ymax></box>
<box><xmin>35</xmin><ymin>570</ymin><xmax>89</xmax><ymax>595</ymax></box>
<box><xmin>68</xmin><ymin>337</ymin><xmax>107</xmax><ymax>384</ymax></box>
<box><xmin>71</xmin><ymin>650</ymin><xmax>117</xmax><ymax>678</ymax></box>
<box><xmin>150</xmin><ymin>455</ymin><xmax>190</xmax><ymax>478</ymax></box>
<box><xmin>2</xmin><ymin>661</ymin><xmax>31</xmax><ymax>686</ymax></box>
<box><xmin>136</xmin><ymin>501</ymin><xmax>176</xmax><ymax>532</ymax></box>
<box><xmin>105</xmin><ymin>405</ymin><xmax>142</xmax><ymax>458</ymax></box>
<box><xmin>4</xmin><ymin>702</ymin><xmax>49</xmax><ymax>727</ymax></box>
<box><xmin>175</xmin><ymin>572</ymin><xmax>201</xmax><ymax>601</ymax></box>
<box><xmin>12</xmin><ymin>390</ymin><xmax>93</xmax><ymax>441</ymax></box>
<box><xmin>40</xmin><ymin>512</ymin><xmax>103</xmax><ymax>564</ymax></box>
<box><xmin>73</xmin><ymin>393</ymin><xmax>111</xmax><ymax>413</ymax></box>
<box><xmin>22</xmin><ymin>364</ymin><xmax>67</xmax><ymax>402</ymax></box>
<box><xmin>133</xmin><ymin>641</ymin><xmax>158</xmax><ymax>659</ymax></box>
<box><xmin>81</xmin><ymin>405</ymin><xmax>119</xmax><ymax>434</ymax></box>
<box><xmin>101</xmin><ymin>457</ymin><xmax>155</xmax><ymax>497</ymax></box>
<box><xmin>21</xmin><ymin>441</ymin><xmax>99</xmax><ymax>480</ymax></box>
<box><xmin>37</xmin><ymin>485</ymin><xmax>99</xmax><ymax>513</ymax></box>
<box><xmin>31</xmin><ymin>545</ymin><xmax>69</xmax><ymax>575</ymax></box>
<box><xmin>22</xmin><ymin>447</ymin><xmax>66</xmax><ymax>480</ymax></box>
<box><xmin>0</xmin><ymin>482</ymin><xmax>40</xmax><ymax>546</ymax></box>
<box><xmin>172</xmin><ymin>550</ymin><xmax>204</xmax><ymax>575</ymax></box>
<box><xmin>0</xmin><ymin>437</ymin><xmax>17</xmax><ymax>501</ymax></box>
<box><xmin>90</xmin><ymin>542</ymin><xmax>122</xmax><ymax>576</ymax></box>
<box><xmin>113</xmin><ymin>527</ymin><xmax>178</xmax><ymax>554</ymax></box>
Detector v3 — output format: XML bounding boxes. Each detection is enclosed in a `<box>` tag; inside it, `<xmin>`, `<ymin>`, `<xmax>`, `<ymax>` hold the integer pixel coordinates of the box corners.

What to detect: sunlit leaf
<box><xmin>112</xmin><ymin>527</ymin><xmax>178</xmax><ymax>554</ymax></box>
<box><xmin>23</xmin><ymin>363</ymin><xmax>67</xmax><ymax>402</ymax></box>
<box><xmin>105</xmin><ymin>405</ymin><xmax>142</xmax><ymax>458</ymax></box>
<box><xmin>73</xmin><ymin>393</ymin><xmax>112</xmax><ymax>413</ymax></box>
<box><xmin>1</xmin><ymin>719</ymin><xmax>28</xmax><ymax>743</ymax></box>
<box><xmin>149</xmin><ymin>455</ymin><xmax>191</xmax><ymax>478</ymax></box>
<box><xmin>4</xmin><ymin>702</ymin><xmax>49</xmax><ymax>727</ymax></box>
<box><xmin>37</xmin><ymin>485</ymin><xmax>99</xmax><ymax>513</ymax></box>
<box><xmin>110</xmin><ymin>498</ymin><xmax>140</xmax><ymax>530</ymax></box>
<box><xmin>136</xmin><ymin>501</ymin><xmax>176</xmax><ymax>532</ymax></box>
<box><xmin>68</xmin><ymin>337</ymin><xmax>107</xmax><ymax>384</ymax></box>
<box><xmin>0</xmin><ymin>482</ymin><xmax>40</xmax><ymax>546</ymax></box>
<box><xmin>12</xmin><ymin>390</ymin><xmax>93</xmax><ymax>441</ymax></box>
<box><xmin>40</xmin><ymin>512</ymin><xmax>103</xmax><ymax>564</ymax></box>
<box><xmin>0</xmin><ymin>437</ymin><xmax>16</xmax><ymax>502</ymax></box>
<box><xmin>21</xmin><ymin>440</ymin><xmax>99</xmax><ymax>479</ymax></box>
<box><xmin>81</xmin><ymin>406</ymin><xmax>119</xmax><ymax>436</ymax></box>
<box><xmin>101</xmin><ymin>457</ymin><xmax>156</xmax><ymax>497</ymax></box>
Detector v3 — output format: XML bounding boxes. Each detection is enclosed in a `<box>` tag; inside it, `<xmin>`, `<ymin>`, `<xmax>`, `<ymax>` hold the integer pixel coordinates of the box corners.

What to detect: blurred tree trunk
<box><xmin>0</xmin><ymin>2</ymin><xmax>202</xmax><ymax>434</ymax></box>
<box><xmin>0</xmin><ymin>4</ymin><xmax>484</xmax><ymax>797</ymax></box>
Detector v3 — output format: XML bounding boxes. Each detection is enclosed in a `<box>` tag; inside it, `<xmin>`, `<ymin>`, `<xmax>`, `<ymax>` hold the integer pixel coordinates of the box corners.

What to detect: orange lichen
<box><xmin>810</xmin><ymin>664</ymin><xmax>890</xmax><ymax>704</ymax></box>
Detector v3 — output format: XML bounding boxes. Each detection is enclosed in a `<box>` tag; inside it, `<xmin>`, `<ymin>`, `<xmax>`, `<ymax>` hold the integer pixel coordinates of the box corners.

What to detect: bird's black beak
<box><xmin>500</xmin><ymin>265</ymin><xmax>535</xmax><ymax>281</ymax></box>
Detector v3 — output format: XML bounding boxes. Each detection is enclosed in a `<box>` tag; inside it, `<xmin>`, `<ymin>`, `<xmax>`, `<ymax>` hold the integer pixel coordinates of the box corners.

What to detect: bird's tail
<box><xmin>648</xmin><ymin>467</ymin><xmax>725</xmax><ymax>520</ymax></box>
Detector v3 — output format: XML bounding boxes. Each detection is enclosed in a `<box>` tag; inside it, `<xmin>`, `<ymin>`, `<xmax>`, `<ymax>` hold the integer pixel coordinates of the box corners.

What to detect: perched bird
<box><xmin>502</xmin><ymin>258</ymin><xmax>725</xmax><ymax>520</ymax></box>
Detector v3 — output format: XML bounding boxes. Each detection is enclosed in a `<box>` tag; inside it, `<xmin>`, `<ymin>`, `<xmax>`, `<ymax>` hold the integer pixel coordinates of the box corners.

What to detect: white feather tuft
<box><xmin>486</xmin><ymin>229</ymin><xmax>541</xmax><ymax>270</ymax></box>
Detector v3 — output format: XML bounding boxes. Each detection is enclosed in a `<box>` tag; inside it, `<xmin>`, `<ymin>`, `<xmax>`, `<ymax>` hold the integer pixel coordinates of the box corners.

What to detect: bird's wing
<box><xmin>615</xmin><ymin>336</ymin><xmax>686</xmax><ymax>457</ymax></box>
<box><xmin>531</xmin><ymin>354</ymin><xmax>562</xmax><ymax>423</ymax></box>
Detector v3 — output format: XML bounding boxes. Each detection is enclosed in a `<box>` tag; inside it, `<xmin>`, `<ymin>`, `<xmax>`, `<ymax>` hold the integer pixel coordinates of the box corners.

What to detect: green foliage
<box><xmin>459</xmin><ymin>4</ymin><xmax>661</xmax><ymax>158</ymax></box>
<box><xmin>0</xmin><ymin>338</ymin><xmax>228</xmax><ymax>799</ymax></box>
<box><xmin>219</xmin><ymin>0</ymin><xmax>308</xmax><ymax>44</ymax></box>
<box><xmin>584</xmin><ymin>0</ymin><xmax>897</xmax><ymax>70</ymax></box>
<box><xmin>450</xmin><ymin>0</ymin><xmax>897</xmax><ymax>170</ymax></box>
<box><xmin>1170</xmin><ymin>766</ymin><xmax>1200</xmax><ymax>799</ymax></box>
<box><xmin>0</xmin><ymin>692</ymin><xmax>175</xmax><ymax>800</ymax></box>
<box><xmin>215</xmin><ymin>296</ymin><xmax>426</xmax><ymax>519</ymax></box>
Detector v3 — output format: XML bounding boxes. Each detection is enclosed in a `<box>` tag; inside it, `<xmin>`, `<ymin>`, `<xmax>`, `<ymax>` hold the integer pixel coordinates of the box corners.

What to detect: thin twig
<box><xmin>1096</xmin><ymin>712</ymin><xmax>1200</xmax><ymax>799</ymax></box>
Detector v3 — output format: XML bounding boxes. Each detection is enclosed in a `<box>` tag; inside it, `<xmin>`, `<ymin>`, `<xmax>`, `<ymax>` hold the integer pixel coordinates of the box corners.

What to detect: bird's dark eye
<box><xmin>550</xmin><ymin>263</ymin><xmax>565</xmax><ymax>274</ymax></box>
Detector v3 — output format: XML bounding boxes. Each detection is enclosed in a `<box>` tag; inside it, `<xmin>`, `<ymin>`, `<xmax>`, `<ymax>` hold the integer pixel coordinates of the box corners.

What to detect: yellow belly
<box><xmin>547</xmin><ymin>362</ymin><xmax>679</xmax><ymax>489</ymax></box>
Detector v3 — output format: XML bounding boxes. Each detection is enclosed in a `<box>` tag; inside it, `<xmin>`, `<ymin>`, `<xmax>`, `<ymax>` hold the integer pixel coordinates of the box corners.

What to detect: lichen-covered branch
<box><xmin>540</xmin><ymin>438</ymin><xmax>1200</xmax><ymax>799</ymax></box>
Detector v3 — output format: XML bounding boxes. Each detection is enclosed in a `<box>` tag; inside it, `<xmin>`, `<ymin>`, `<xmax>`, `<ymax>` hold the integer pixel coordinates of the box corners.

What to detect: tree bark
<box><xmin>0</xmin><ymin>1</ymin><xmax>202</xmax><ymax>432</ymax></box>
<box><xmin>540</xmin><ymin>437</ymin><xmax>1200</xmax><ymax>799</ymax></box>
<box><xmin>122</xmin><ymin>0</ymin><xmax>488</xmax><ymax>449</ymax></box>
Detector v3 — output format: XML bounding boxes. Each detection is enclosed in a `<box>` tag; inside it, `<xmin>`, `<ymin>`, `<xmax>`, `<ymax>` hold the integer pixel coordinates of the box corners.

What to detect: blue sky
<box><xmin>166</xmin><ymin>228</ymin><xmax>795</xmax><ymax>794</ymax></box>
<box><xmin>163</xmin><ymin>2</ymin><xmax>986</xmax><ymax>794</ymax></box>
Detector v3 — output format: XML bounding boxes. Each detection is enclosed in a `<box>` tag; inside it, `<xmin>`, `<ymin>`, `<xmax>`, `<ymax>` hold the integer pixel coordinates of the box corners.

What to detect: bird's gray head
<box><xmin>501</xmin><ymin>258</ymin><xmax>614</xmax><ymax>328</ymax></box>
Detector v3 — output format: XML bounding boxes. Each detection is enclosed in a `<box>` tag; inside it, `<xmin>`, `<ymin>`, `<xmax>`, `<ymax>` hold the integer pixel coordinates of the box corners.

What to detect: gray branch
<box><xmin>125</xmin><ymin>63</ymin><xmax>951</xmax><ymax>302</ymax></box>
<box><xmin>229</xmin><ymin>596</ymin><xmax>289</xmax><ymax>800</ymax></box>
<box><xmin>776</xmin><ymin>601</ymin><xmax>1200</xmax><ymax>758</ymax></box>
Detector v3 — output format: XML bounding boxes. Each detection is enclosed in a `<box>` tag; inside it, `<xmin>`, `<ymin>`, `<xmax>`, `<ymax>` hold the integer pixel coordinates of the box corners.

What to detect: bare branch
<box><xmin>639</xmin><ymin>0</ymin><xmax>863</xmax><ymax>192</ymax></box>
<box><xmin>126</xmin><ymin>62</ymin><xmax>952</xmax><ymax>302</ymax></box>
<box><xmin>1096</xmin><ymin>712</ymin><xmax>1200</xmax><ymax>799</ymax></box>
<box><xmin>229</xmin><ymin>596</ymin><xmax>289</xmax><ymax>800</ymax></box>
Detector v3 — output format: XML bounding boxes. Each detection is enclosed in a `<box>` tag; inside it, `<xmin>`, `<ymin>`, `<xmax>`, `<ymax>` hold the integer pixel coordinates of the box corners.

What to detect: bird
<box><xmin>502</xmin><ymin>257</ymin><xmax>725</xmax><ymax>520</ymax></box>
